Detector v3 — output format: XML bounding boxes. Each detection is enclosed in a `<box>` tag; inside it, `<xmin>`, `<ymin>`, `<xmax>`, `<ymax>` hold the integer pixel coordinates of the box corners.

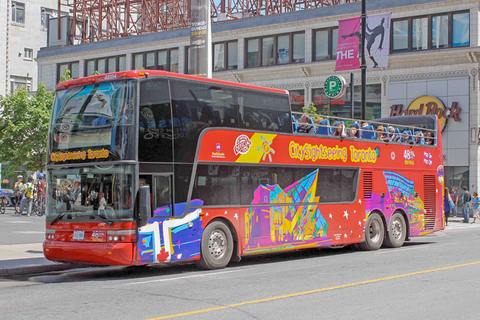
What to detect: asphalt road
<box><xmin>1</xmin><ymin>208</ymin><xmax>480</xmax><ymax>320</ymax></box>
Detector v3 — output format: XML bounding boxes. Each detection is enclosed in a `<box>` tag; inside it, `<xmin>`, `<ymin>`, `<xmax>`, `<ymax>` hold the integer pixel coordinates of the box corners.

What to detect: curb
<box><xmin>0</xmin><ymin>262</ymin><xmax>86</xmax><ymax>277</ymax></box>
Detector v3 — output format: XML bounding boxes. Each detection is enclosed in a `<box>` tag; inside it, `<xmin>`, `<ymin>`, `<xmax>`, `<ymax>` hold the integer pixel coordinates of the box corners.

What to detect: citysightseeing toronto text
<box><xmin>289</xmin><ymin>141</ymin><xmax>377</xmax><ymax>163</ymax></box>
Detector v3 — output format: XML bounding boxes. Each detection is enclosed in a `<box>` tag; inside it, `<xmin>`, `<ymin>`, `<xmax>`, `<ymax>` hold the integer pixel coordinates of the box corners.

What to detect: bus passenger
<box><xmin>388</xmin><ymin>126</ymin><xmax>401</xmax><ymax>142</ymax></box>
<box><xmin>425</xmin><ymin>131</ymin><xmax>434</xmax><ymax>145</ymax></box>
<box><xmin>348</xmin><ymin>123</ymin><xmax>359</xmax><ymax>138</ymax></box>
<box><xmin>332</xmin><ymin>122</ymin><xmax>347</xmax><ymax>138</ymax></box>
<box><xmin>375</xmin><ymin>125</ymin><xmax>389</xmax><ymax>142</ymax></box>
<box><xmin>297</xmin><ymin>114</ymin><xmax>315</xmax><ymax>134</ymax></box>
<box><xmin>414</xmin><ymin>131</ymin><xmax>425</xmax><ymax>144</ymax></box>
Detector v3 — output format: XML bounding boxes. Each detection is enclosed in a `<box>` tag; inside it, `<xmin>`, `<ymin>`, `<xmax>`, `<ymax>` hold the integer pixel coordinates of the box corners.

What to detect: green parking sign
<box><xmin>324</xmin><ymin>75</ymin><xmax>346</xmax><ymax>99</ymax></box>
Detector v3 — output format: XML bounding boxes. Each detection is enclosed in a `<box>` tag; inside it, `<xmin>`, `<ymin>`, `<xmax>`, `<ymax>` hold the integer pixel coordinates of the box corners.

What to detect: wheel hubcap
<box><xmin>391</xmin><ymin>219</ymin><xmax>402</xmax><ymax>240</ymax></box>
<box><xmin>369</xmin><ymin>219</ymin><xmax>381</xmax><ymax>242</ymax></box>
<box><xmin>208</xmin><ymin>230</ymin><xmax>226</xmax><ymax>259</ymax></box>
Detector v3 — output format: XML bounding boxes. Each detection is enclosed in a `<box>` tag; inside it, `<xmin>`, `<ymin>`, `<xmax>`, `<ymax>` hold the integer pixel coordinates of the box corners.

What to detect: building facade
<box><xmin>36</xmin><ymin>0</ymin><xmax>480</xmax><ymax>195</ymax></box>
<box><xmin>0</xmin><ymin>0</ymin><xmax>58</xmax><ymax>96</ymax></box>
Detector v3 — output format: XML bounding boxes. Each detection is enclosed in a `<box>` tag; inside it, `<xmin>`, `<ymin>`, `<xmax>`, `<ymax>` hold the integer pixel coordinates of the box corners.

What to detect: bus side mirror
<box><xmin>139</xmin><ymin>186</ymin><xmax>151</xmax><ymax>222</ymax></box>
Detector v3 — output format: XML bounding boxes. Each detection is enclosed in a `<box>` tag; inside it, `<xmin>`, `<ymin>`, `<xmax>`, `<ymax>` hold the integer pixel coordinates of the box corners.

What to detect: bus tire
<box><xmin>197</xmin><ymin>220</ymin><xmax>234</xmax><ymax>270</ymax></box>
<box><xmin>384</xmin><ymin>212</ymin><xmax>407</xmax><ymax>248</ymax></box>
<box><xmin>359</xmin><ymin>213</ymin><xmax>384</xmax><ymax>251</ymax></box>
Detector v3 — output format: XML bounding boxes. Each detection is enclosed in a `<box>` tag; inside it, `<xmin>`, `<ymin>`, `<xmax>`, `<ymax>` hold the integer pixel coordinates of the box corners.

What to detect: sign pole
<box><xmin>350</xmin><ymin>72</ymin><xmax>354</xmax><ymax>119</ymax></box>
<box><xmin>361</xmin><ymin>0</ymin><xmax>366</xmax><ymax>120</ymax></box>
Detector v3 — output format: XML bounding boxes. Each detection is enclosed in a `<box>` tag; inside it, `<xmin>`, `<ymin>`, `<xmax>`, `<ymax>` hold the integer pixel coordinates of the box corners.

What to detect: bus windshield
<box><xmin>47</xmin><ymin>164</ymin><xmax>134</xmax><ymax>221</ymax></box>
<box><xmin>50</xmin><ymin>80</ymin><xmax>135</xmax><ymax>162</ymax></box>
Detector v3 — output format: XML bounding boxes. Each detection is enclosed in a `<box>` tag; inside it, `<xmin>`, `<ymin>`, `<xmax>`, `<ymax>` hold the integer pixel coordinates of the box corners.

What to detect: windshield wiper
<box><xmin>89</xmin><ymin>213</ymin><xmax>114</xmax><ymax>226</ymax></box>
<box><xmin>50</xmin><ymin>211</ymin><xmax>70</xmax><ymax>226</ymax></box>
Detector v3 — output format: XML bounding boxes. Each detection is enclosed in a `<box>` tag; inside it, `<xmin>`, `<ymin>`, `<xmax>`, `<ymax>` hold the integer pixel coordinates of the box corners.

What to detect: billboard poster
<box><xmin>364</xmin><ymin>13</ymin><xmax>391</xmax><ymax>68</ymax></box>
<box><xmin>335</xmin><ymin>16</ymin><xmax>361</xmax><ymax>71</ymax></box>
<box><xmin>189</xmin><ymin>0</ymin><xmax>212</xmax><ymax>77</ymax></box>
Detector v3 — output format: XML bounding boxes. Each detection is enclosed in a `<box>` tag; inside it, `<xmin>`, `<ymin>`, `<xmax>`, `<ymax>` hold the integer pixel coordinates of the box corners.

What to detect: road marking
<box><xmin>144</xmin><ymin>260</ymin><xmax>480</xmax><ymax>320</ymax></box>
<box><xmin>375</xmin><ymin>246</ymin><xmax>430</xmax><ymax>254</ymax></box>
<box><xmin>124</xmin><ymin>269</ymin><xmax>246</xmax><ymax>286</ymax></box>
<box><xmin>13</xmin><ymin>231</ymin><xmax>44</xmax><ymax>234</ymax></box>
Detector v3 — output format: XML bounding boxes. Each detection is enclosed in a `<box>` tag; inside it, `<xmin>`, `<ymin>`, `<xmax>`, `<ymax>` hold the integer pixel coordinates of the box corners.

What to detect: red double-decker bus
<box><xmin>44</xmin><ymin>70</ymin><xmax>444</xmax><ymax>269</ymax></box>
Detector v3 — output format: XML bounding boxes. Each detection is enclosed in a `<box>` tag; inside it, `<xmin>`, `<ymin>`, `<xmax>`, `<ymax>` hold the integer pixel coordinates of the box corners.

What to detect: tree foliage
<box><xmin>0</xmin><ymin>83</ymin><xmax>54</xmax><ymax>177</ymax></box>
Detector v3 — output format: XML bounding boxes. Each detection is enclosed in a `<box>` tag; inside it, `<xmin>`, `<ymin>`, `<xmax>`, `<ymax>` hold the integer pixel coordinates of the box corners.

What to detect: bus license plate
<box><xmin>73</xmin><ymin>231</ymin><xmax>85</xmax><ymax>240</ymax></box>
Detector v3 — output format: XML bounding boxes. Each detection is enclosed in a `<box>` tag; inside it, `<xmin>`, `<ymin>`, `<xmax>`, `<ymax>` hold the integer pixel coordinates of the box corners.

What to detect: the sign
<box><xmin>324</xmin><ymin>75</ymin><xmax>346</xmax><ymax>99</ymax></box>
<box><xmin>189</xmin><ymin>0</ymin><xmax>212</xmax><ymax>77</ymax></box>
<box><xmin>335</xmin><ymin>16</ymin><xmax>361</xmax><ymax>71</ymax></box>
<box><xmin>389</xmin><ymin>95</ymin><xmax>462</xmax><ymax>131</ymax></box>
<box><xmin>364</xmin><ymin>13</ymin><xmax>391</xmax><ymax>68</ymax></box>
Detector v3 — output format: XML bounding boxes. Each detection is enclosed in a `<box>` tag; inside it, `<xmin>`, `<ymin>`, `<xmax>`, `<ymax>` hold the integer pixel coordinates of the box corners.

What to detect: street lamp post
<box><xmin>361</xmin><ymin>0</ymin><xmax>366</xmax><ymax>120</ymax></box>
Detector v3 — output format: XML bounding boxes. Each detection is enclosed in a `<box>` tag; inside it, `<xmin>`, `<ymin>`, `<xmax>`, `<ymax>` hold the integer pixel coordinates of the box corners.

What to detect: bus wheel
<box><xmin>359</xmin><ymin>213</ymin><xmax>384</xmax><ymax>251</ymax></box>
<box><xmin>197</xmin><ymin>220</ymin><xmax>234</xmax><ymax>270</ymax></box>
<box><xmin>384</xmin><ymin>212</ymin><xmax>406</xmax><ymax>248</ymax></box>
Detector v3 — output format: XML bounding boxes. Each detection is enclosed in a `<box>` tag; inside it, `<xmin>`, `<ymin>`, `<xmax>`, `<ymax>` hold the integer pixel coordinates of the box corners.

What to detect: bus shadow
<box><xmin>25</xmin><ymin>241</ymin><xmax>434</xmax><ymax>284</ymax></box>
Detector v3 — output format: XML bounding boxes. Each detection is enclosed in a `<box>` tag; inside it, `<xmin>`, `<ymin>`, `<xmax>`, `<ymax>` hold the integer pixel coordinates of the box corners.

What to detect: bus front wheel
<box><xmin>197</xmin><ymin>220</ymin><xmax>234</xmax><ymax>270</ymax></box>
<box><xmin>384</xmin><ymin>212</ymin><xmax>406</xmax><ymax>248</ymax></box>
<box><xmin>359</xmin><ymin>213</ymin><xmax>384</xmax><ymax>251</ymax></box>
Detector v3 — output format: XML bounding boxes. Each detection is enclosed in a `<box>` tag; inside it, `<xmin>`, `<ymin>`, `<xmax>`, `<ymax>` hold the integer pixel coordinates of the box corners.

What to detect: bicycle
<box><xmin>0</xmin><ymin>195</ymin><xmax>6</xmax><ymax>214</ymax></box>
<box><xmin>31</xmin><ymin>197</ymin><xmax>45</xmax><ymax>217</ymax></box>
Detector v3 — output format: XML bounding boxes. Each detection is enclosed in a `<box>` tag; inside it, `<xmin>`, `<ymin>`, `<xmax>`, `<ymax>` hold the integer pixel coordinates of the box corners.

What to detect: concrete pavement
<box><xmin>0</xmin><ymin>207</ymin><xmax>82</xmax><ymax>276</ymax></box>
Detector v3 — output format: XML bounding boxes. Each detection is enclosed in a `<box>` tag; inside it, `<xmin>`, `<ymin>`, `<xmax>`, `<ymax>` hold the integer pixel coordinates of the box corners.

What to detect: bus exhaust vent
<box><xmin>423</xmin><ymin>175</ymin><xmax>437</xmax><ymax>230</ymax></box>
<box><xmin>363</xmin><ymin>171</ymin><xmax>373</xmax><ymax>199</ymax></box>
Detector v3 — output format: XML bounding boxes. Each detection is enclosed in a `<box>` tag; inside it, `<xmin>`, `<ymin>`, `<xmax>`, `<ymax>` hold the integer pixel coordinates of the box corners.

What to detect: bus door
<box><xmin>152</xmin><ymin>174</ymin><xmax>173</xmax><ymax>216</ymax></box>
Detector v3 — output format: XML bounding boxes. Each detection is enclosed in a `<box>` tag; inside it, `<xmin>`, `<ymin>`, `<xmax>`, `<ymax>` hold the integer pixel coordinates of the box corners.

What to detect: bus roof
<box><xmin>55</xmin><ymin>70</ymin><xmax>289</xmax><ymax>95</ymax></box>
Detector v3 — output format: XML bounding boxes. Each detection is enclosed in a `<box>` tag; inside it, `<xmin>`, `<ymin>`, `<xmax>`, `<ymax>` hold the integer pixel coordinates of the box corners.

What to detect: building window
<box><xmin>289</xmin><ymin>89</ymin><xmax>305</xmax><ymax>113</ymax></box>
<box><xmin>213</xmin><ymin>41</ymin><xmax>238</xmax><ymax>72</ymax></box>
<box><xmin>247</xmin><ymin>39</ymin><xmax>260</xmax><ymax>67</ymax></box>
<box><xmin>431</xmin><ymin>14</ymin><xmax>449</xmax><ymax>49</ymax></box>
<box><xmin>41</xmin><ymin>7</ymin><xmax>57</xmax><ymax>29</ymax></box>
<box><xmin>57</xmin><ymin>61</ymin><xmax>79</xmax><ymax>83</ymax></box>
<box><xmin>453</xmin><ymin>12</ymin><xmax>470</xmax><ymax>47</ymax></box>
<box><xmin>246</xmin><ymin>32</ymin><xmax>306</xmax><ymax>68</ymax></box>
<box><xmin>392</xmin><ymin>19</ymin><xmax>408</xmax><ymax>51</ymax></box>
<box><xmin>85</xmin><ymin>55</ymin><xmax>126</xmax><ymax>76</ymax></box>
<box><xmin>133</xmin><ymin>49</ymin><xmax>178</xmax><ymax>72</ymax></box>
<box><xmin>313</xmin><ymin>28</ymin><xmax>338</xmax><ymax>61</ymax></box>
<box><xmin>24</xmin><ymin>48</ymin><xmax>33</xmax><ymax>60</ymax></box>
<box><xmin>312</xmin><ymin>84</ymin><xmax>381</xmax><ymax>120</ymax></box>
<box><xmin>412</xmin><ymin>17</ymin><xmax>428</xmax><ymax>51</ymax></box>
<box><xmin>12</xmin><ymin>2</ymin><xmax>25</xmax><ymax>25</ymax></box>
<box><xmin>392</xmin><ymin>11</ymin><xmax>469</xmax><ymax>52</ymax></box>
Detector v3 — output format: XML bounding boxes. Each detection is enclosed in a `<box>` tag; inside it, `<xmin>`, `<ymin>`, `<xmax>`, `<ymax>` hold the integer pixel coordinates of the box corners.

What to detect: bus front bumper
<box><xmin>43</xmin><ymin>240</ymin><xmax>136</xmax><ymax>266</ymax></box>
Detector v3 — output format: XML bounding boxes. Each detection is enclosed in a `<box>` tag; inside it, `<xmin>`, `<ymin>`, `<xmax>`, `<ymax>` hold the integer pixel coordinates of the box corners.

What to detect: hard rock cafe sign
<box><xmin>389</xmin><ymin>96</ymin><xmax>462</xmax><ymax>131</ymax></box>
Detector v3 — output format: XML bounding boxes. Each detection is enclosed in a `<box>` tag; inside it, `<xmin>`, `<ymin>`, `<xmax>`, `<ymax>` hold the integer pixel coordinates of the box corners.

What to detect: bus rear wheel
<box><xmin>197</xmin><ymin>220</ymin><xmax>233</xmax><ymax>270</ymax></box>
<box><xmin>359</xmin><ymin>213</ymin><xmax>384</xmax><ymax>251</ymax></box>
<box><xmin>384</xmin><ymin>212</ymin><xmax>407</xmax><ymax>248</ymax></box>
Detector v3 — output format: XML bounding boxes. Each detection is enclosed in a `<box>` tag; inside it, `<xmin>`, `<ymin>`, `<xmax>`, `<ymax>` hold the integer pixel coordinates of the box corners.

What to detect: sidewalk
<box><xmin>0</xmin><ymin>242</ymin><xmax>83</xmax><ymax>277</ymax></box>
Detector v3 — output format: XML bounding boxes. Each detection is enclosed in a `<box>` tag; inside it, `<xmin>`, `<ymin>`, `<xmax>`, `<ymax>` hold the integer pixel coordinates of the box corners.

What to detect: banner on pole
<box><xmin>364</xmin><ymin>13</ymin><xmax>391</xmax><ymax>68</ymax></box>
<box><xmin>335</xmin><ymin>16</ymin><xmax>361</xmax><ymax>71</ymax></box>
<box><xmin>189</xmin><ymin>0</ymin><xmax>212</xmax><ymax>77</ymax></box>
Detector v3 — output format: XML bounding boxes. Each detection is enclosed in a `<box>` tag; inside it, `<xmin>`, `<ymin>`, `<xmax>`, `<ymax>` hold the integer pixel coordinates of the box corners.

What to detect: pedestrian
<box><xmin>451</xmin><ymin>186</ymin><xmax>458</xmax><ymax>217</ymax></box>
<box><xmin>13</xmin><ymin>175</ymin><xmax>24</xmax><ymax>208</ymax></box>
<box><xmin>444</xmin><ymin>187</ymin><xmax>451</xmax><ymax>226</ymax></box>
<box><xmin>471</xmin><ymin>191</ymin><xmax>480</xmax><ymax>224</ymax></box>
<box><xmin>462</xmin><ymin>186</ymin><xmax>472</xmax><ymax>223</ymax></box>
<box><xmin>37</xmin><ymin>173</ymin><xmax>46</xmax><ymax>213</ymax></box>
<box><xmin>16</xmin><ymin>177</ymin><xmax>34</xmax><ymax>216</ymax></box>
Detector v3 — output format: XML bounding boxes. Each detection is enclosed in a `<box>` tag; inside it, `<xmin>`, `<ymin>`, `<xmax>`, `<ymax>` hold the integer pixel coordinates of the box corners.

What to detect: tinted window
<box><xmin>138</xmin><ymin>78</ymin><xmax>173</xmax><ymax>162</ymax></box>
<box><xmin>237</xmin><ymin>89</ymin><xmax>291</xmax><ymax>132</ymax></box>
<box><xmin>170</xmin><ymin>80</ymin><xmax>236</xmax><ymax>162</ymax></box>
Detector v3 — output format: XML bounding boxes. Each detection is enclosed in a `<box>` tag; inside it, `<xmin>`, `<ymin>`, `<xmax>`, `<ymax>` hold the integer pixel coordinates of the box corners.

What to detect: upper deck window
<box><xmin>50</xmin><ymin>80</ymin><xmax>136</xmax><ymax>163</ymax></box>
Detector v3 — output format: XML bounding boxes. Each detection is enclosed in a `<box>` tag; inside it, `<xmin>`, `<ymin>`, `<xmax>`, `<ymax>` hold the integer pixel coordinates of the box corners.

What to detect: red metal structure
<box><xmin>57</xmin><ymin>0</ymin><xmax>360</xmax><ymax>43</ymax></box>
